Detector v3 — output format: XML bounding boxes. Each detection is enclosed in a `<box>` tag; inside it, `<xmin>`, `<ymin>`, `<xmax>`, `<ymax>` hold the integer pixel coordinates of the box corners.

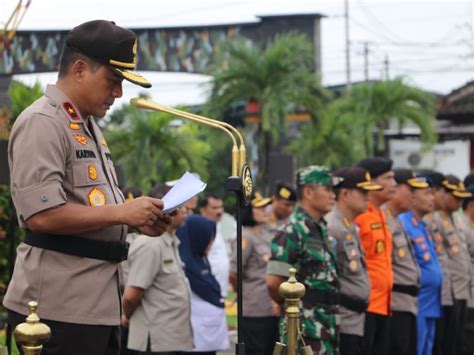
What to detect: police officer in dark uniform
<box><xmin>5</xmin><ymin>20</ymin><xmax>171</xmax><ymax>355</ymax></box>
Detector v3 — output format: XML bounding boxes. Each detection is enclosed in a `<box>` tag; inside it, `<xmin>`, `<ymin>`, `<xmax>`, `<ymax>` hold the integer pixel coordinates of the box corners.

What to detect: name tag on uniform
<box><xmin>163</xmin><ymin>259</ymin><xmax>174</xmax><ymax>264</ymax></box>
<box><xmin>371</xmin><ymin>223</ymin><xmax>382</xmax><ymax>230</ymax></box>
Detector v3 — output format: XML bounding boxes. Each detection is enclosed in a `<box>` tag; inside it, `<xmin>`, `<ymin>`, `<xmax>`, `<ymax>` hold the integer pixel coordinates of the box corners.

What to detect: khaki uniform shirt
<box><xmin>4</xmin><ymin>85</ymin><xmax>125</xmax><ymax>325</ymax></box>
<box><xmin>424</xmin><ymin>212</ymin><xmax>453</xmax><ymax>306</ymax></box>
<box><xmin>434</xmin><ymin>211</ymin><xmax>471</xmax><ymax>301</ymax></box>
<box><xmin>230</xmin><ymin>225</ymin><xmax>274</xmax><ymax>317</ymax></box>
<box><xmin>326</xmin><ymin>206</ymin><xmax>370</xmax><ymax>337</ymax></box>
<box><xmin>455</xmin><ymin>212</ymin><xmax>474</xmax><ymax>307</ymax></box>
<box><xmin>383</xmin><ymin>206</ymin><xmax>420</xmax><ymax>315</ymax></box>
<box><xmin>126</xmin><ymin>232</ymin><xmax>193</xmax><ymax>352</ymax></box>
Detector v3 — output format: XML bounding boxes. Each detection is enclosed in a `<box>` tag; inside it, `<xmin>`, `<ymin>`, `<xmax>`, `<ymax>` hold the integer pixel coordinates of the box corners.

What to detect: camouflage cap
<box><xmin>296</xmin><ymin>165</ymin><xmax>342</xmax><ymax>187</ymax></box>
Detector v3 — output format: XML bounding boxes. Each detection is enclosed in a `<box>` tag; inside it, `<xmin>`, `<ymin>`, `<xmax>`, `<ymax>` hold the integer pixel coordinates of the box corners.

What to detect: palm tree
<box><xmin>205</xmin><ymin>33</ymin><xmax>329</xmax><ymax>183</ymax></box>
<box><xmin>335</xmin><ymin>78</ymin><xmax>437</xmax><ymax>155</ymax></box>
<box><xmin>288</xmin><ymin>78</ymin><xmax>437</xmax><ymax>167</ymax></box>
<box><xmin>104</xmin><ymin>104</ymin><xmax>211</xmax><ymax>193</ymax></box>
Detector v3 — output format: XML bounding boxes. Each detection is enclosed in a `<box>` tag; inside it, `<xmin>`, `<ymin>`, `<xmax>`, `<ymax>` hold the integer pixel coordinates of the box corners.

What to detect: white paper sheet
<box><xmin>162</xmin><ymin>171</ymin><xmax>207</xmax><ymax>213</ymax></box>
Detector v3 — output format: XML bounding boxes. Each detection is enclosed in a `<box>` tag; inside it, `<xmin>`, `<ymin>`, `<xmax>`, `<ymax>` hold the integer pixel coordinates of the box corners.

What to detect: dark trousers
<box><xmin>241</xmin><ymin>316</ymin><xmax>279</xmax><ymax>355</ymax></box>
<box><xmin>340</xmin><ymin>333</ymin><xmax>363</xmax><ymax>355</ymax></box>
<box><xmin>443</xmin><ymin>300</ymin><xmax>467</xmax><ymax>355</ymax></box>
<box><xmin>361</xmin><ymin>312</ymin><xmax>390</xmax><ymax>355</ymax></box>
<box><xmin>8</xmin><ymin>309</ymin><xmax>120</xmax><ymax>355</ymax></box>
<box><xmin>462</xmin><ymin>307</ymin><xmax>474</xmax><ymax>355</ymax></box>
<box><xmin>433</xmin><ymin>307</ymin><xmax>448</xmax><ymax>355</ymax></box>
<box><xmin>389</xmin><ymin>311</ymin><xmax>417</xmax><ymax>355</ymax></box>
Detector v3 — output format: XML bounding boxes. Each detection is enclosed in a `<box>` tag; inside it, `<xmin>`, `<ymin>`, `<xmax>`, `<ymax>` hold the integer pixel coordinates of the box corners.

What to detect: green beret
<box><xmin>296</xmin><ymin>165</ymin><xmax>340</xmax><ymax>186</ymax></box>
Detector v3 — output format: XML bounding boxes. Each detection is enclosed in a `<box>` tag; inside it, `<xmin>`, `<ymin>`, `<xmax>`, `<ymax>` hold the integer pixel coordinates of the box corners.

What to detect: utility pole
<box><xmin>364</xmin><ymin>42</ymin><xmax>369</xmax><ymax>82</ymax></box>
<box><xmin>384</xmin><ymin>55</ymin><xmax>390</xmax><ymax>80</ymax></box>
<box><xmin>344</xmin><ymin>0</ymin><xmax>352</xmax><ymax>93</ymax></box>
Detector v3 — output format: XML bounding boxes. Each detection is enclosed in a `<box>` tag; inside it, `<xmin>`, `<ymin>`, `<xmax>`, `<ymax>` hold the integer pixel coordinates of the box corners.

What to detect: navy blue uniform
<box><xmin>400</xmin><ymin>211</ymin><xmax>443</xmax><ymax>355</ymax></box>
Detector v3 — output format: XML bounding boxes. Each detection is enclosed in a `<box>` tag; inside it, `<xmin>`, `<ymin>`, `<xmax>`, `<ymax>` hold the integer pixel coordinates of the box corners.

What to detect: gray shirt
<box><xmin>126</xmin><ymin>232</ymin><xmax>193</xmax><ymax>352</ymax></box>
<box><xmin>434</xmin><ymin>211</ymin><xmax>471</xmax><ymax>301</ymax></box>
<box><xmin>424</xmin><ymin>212</ymin><xmax>454</xmax><ymax>306</ymax></box>
<box><xmin>326</xmin><ymin>206</ymin><xmax>370</xmax><ymax>336</ymax></box>
<box><xmin>383</xmin><ymin>206</ymin><xmax>420</xmax><ymax>315</ymax></box>
<box><xmin>455</xmin><ymin>212</ymin><xmax>474</xmax><ymax>306</ymax></box>
<box><xmin>230</xmin><ymin>225</ymin><xmax>274</xmax><ymax>317</ymax></box>
<box><xmin>5</xmin><ymin>85</ymin><xmax>125</xmax><ymax>325</ymax></box>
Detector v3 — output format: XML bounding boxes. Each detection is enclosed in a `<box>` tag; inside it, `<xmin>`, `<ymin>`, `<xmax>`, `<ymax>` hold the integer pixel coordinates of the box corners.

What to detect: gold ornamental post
<box><xmin>274</xmin><ymin>268</ymin><xmax>307</xmax><ymax>355</ymax></box>
<box><xmin>13</xmin><ymin>301</ymin><xmax>51</xmax><ymax>355</ymax></box>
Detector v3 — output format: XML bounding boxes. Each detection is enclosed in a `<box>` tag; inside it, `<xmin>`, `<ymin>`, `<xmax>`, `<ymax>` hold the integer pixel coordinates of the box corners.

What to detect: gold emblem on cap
<box><xmin>375</xmin><ymin>240</ymin><xmax>385</xmax><ymax>254</ymax></box>
<box><xmin>279</xmin><ymin>187</ymin><xmax>291</xmax><ymax>199</ymax></box>
<box><xmin>349</xmin><ymin>260</ymin><xmax>358</xmax><ymax>271</ymax></box>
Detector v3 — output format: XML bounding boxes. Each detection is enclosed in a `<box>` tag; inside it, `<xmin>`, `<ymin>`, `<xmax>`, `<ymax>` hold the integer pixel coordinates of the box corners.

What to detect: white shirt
<box><xmin>207</xmin><ymin>222</ymin><xmax>230</xmax><ymax>297</ymax></box>
<box><xmin>189</xmin><ymin>291</ymin><xmax>230</xmax><ymax>352</ymax></box>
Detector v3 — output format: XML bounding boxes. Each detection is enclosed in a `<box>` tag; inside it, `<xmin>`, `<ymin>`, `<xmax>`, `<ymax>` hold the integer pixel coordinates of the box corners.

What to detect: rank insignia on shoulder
<box><xmin>88</xmin><ymin>188</ymin><xmax>106</xmax><ymax>206</ymax></box>
<box><xmin>88</xmin><ymin>165</ymin><xmax>98</xmax><ymax>181</ymax></box>
<box><xmin>69</xmin><ymin>123</ymin><xmax>81</xmax><ymax>130</ymax></box>
<box><xmin>375</xmin><ymin>239</ymin><xmax>385</xmax><ymax>253</ymax></box>
<box><xmin>163</xmin><ymin>259</ymin><xmax>174</xmax><ymax>264</ymax></box>
<box><xmin>74</xmin><ymin>134</ymin><xmax>88</xmax><ymax>145</ymax></box>
<box><xmin>63</xmin><ymin>101</ymin><xmax>79</xmax><ymax>120</ymax></box>
<box><xmin>349</xmin><ymin>259</ymin><xmax>358</xmax><ymax>271</ymax></box>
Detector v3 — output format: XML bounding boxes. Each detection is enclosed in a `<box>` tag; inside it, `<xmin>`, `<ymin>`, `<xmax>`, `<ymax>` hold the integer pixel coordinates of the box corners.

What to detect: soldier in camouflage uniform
<box><xmin>266</xmin><ymin>165</ymin><xmax>341</xmax><ymax>355</ymax></box>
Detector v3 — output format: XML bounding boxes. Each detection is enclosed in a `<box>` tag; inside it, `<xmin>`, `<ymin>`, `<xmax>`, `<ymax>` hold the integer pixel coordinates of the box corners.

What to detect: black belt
<box><xmin>306</xmin><ymin>289</ymin><xmax>369</xmax><ymax>313</ymax></box>
<box><xmin>24</xmin><ymin>230</ymin><xmax>129</xmax><ymax>262</ymax></box>
<box><xmin>393</xmin><ymin>284</ymin><xmax>419</xmax><ymax>297</ymax></box>
<box><xmin>339</xmin><ymin>293</ymin><xmax>369</xmax><ymax>313</ymax></box>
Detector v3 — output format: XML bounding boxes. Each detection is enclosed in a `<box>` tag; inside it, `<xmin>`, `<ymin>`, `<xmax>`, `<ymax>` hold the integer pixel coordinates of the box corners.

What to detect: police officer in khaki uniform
<box><xmin>433</xmin><ymin>175</ymin><xmax>472</xmax><ymax>355</ymax></box>
<box><xmin>267</xmin><ymin>182</ymin><xmax>297</xmax><ymax>232</ymax></box>
<box><xmin>456</xmin><ymin>183</ymin><xmax>474</xmax><ymax>355</ymax></box>
<box><xmin>326</xmin><ymin>167</ymin><xmax>381</xmax><ymax>355</ymax></box>
<box><xmin>382</xmin><ymin>169</ymin><xmax>426</xmax><ymax>355</ymax></box>
<box><xmin>230</xmin><ymin>192</ymin><xmax>279</xmax><ymax>355</ymax></box>
<box><xmin>423</xmin><ymin>171</ymin><xmax>453</xmax><ymax>355</ymax></box>
<box><xmin>5</xmin><ymin>20</ymin><xmax>171</xmax><ymax>355</ymax></box>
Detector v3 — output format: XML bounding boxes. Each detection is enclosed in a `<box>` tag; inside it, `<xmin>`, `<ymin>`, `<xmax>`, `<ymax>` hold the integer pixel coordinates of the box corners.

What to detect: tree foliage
<box><xmin>204</xmin><ymin>33</ymin><xmax>330</xmax><ymax>182</ymax></box>
<box><xmin>104</xmin><ymin>104</ymin><xmax>212</xmax><ymax>193</ymax></box>
<box><xmin>289</xmin><ymin>78</ymin><xmax>437</xmax><ymax>167</ymax></box>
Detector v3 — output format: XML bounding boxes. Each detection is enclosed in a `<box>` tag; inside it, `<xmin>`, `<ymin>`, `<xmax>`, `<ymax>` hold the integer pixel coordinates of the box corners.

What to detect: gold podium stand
<box><xmin>13</xmin><ymin>301</ymin><xmax>51</xmax><ymax>355</ymax></box>
<box><xmin>274</xmin><ymin>268</ymin><xmax>313</xmax><ymax>355</ymax></box>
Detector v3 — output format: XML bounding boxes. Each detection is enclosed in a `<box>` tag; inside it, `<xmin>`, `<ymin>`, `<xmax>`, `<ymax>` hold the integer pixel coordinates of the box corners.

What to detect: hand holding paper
<box><xmin>162</xmin><ymin>172</ymin><xmax>207</xmax><ymax>213</ymax></box>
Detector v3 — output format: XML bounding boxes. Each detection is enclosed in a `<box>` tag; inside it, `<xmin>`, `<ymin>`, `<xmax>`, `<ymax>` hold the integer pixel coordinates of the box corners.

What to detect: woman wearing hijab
<box><xmin>229</xmin><ymin>192</ymin><xmax>281</xmax><ymax>354</ymax></box>
<box><xmin>178</xmin><ymin>215</ymin><xmax>230</xmax><ymax>354</ymax></box>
